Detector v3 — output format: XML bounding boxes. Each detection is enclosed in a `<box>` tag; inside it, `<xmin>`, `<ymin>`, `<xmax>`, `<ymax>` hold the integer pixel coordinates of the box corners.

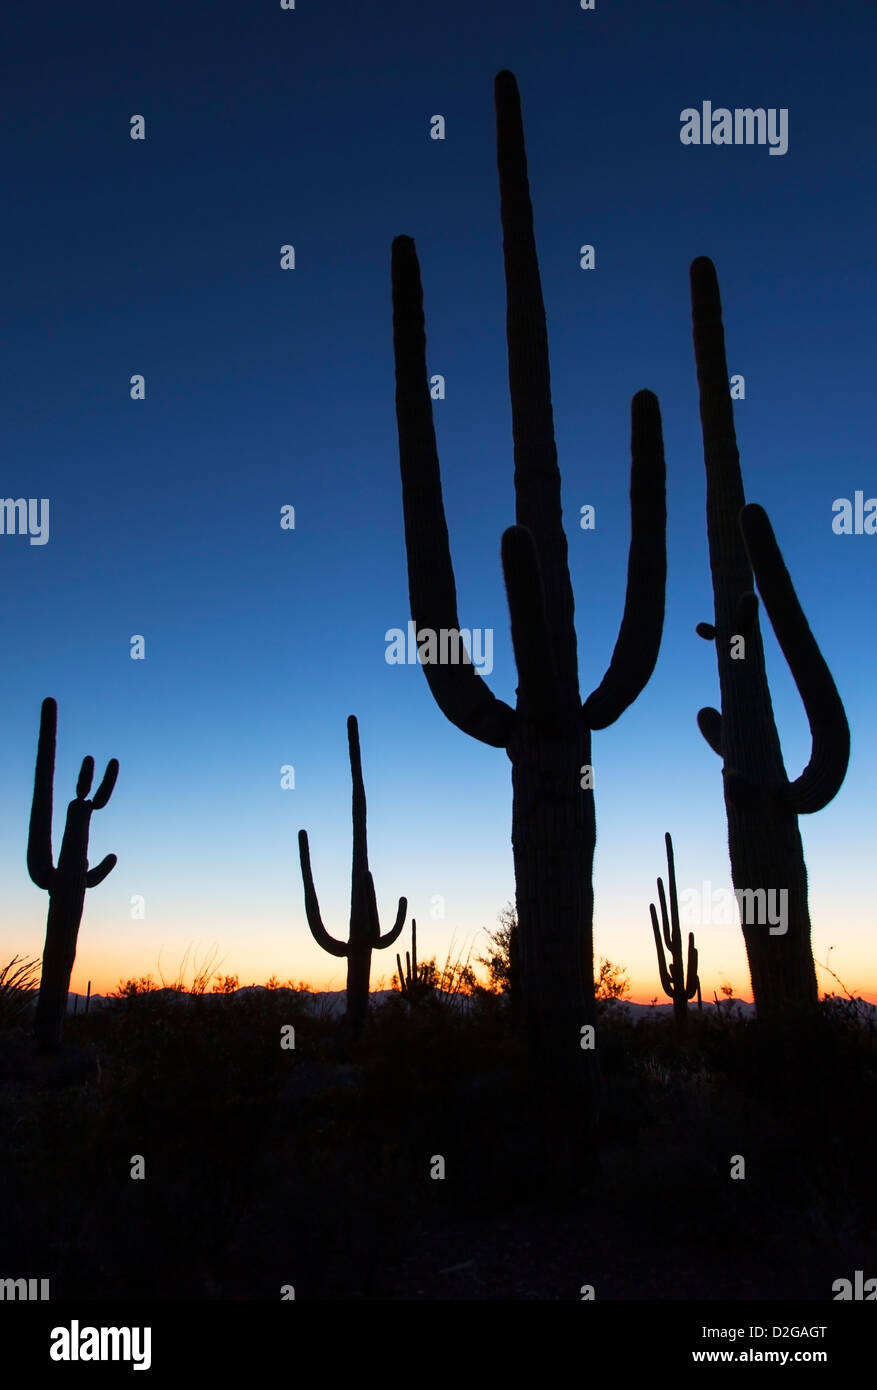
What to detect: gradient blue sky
<box><xmin>2</xmin><ymin>0</ymin><xmax>875</xmax><ymax>1002</ymax></box>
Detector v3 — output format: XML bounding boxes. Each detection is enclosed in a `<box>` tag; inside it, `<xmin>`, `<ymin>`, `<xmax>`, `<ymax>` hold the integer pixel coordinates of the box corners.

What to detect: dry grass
<box><xmin>0</xmin><ymin>954</ymin><xmax>41</xmax><ymax>1030</ymax></box>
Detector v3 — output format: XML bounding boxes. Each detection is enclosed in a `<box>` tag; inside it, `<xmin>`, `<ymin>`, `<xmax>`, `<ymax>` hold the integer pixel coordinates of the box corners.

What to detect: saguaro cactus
<box><xmin>298</xmin><ymin>715</ymin><xmax>406</xmax><ymax>1038</ymax></box>
<box><xmin>28</xmin><ymin>697</ymin><xmax>119</xmax><ymax>1051</ymax></box>
<box><xmin>395</xmin><ymin>919</ymin><xmax>435</xmax><ymax>1003</ymax></box>
<box><xmin>649</xmin><ymin>832</ymin><xmax>700</xmax><ymax>1031</ymax></box>
<box><xmin>690</xmin><ymin>257</ymin><xmax>849</xmax><ymax>1016</ymax></box>
<box><xmin>391</xmin><ymin>71</ymin><xmax>666</xmax><ymax>1129</ymax></box>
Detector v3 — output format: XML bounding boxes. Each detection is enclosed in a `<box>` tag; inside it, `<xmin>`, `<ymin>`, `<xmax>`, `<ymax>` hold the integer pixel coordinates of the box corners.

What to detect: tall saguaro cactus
<box><xmin>28</xmin><ymin>697</ymin><xmax>119</xmax><ymax>1051</ymax></box>
<box><xmin>690</xmin><ymin>257</ymin><xmax>849</xmax><ymax>1016</ymax></box>
<box><xmin>650</xmin><ymin>832</ymin><xmax>700</xmax><ymax>1031</ymax></box>
<box><xmin>391</xmin><ymin>71</ymin><xmax>666</xmax><ymax>1128</ymax></box>
<box><xmin>298</xmin><ymin>715</ymin><xmax>407</xmax><ymax>1038</ymax></box>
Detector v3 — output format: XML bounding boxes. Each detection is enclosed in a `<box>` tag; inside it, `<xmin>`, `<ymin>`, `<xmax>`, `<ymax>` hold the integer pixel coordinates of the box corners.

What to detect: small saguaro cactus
<box><xmin>650</xmin><ymin>832</ymin><xmax>700</xmax><ymax>1031</ymax></box>
<box><xmin>395</xmin><ymin>919</ymin><xmax>436</xmax><ymax>1003</ymax></box>
<box><xmin>28</xmin><ymin>697</ymin><xmax>119</xmax><ymax>1051</ymax></box>
<box><xmin>298</xmin><ymin>715</ymin><xmax>407</xmax><ymax>1039</ymax></box>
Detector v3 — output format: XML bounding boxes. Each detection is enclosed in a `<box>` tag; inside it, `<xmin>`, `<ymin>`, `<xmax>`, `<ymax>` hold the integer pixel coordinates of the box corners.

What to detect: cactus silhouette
<box><xmin>690</xmin><ymin>257</ymin><xmax>849</xmax><ymax>1015</ymax></box>
<box><xmin>395</xmin><ymin>919</ymin><xmax>435</xmax><ymax>1003</ymax></box>
<box><xmin>649</xmin><ymin>832</ymin><xmax>700</xmax><ymax>1031</ymax></box>
<box><xmin>28</xmin><ymin>697</ymin><xmax>119</xmax><ymax>1051</ymax></box>
<box><xmin>298</xmin><ymin>715</ymin><xmax>406</xmax><ymax>1038</ymax></box>
<box><xmin>391</xmin><ymin>70</ymin><xmax>666</xmax><ymax>1131</ymax></box>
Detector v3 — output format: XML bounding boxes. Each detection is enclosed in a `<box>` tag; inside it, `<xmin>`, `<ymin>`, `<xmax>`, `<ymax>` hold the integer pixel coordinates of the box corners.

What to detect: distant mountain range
<box><xmin>59</xmin><ymin>988</ymin><xmax>877</xmax><ymax>1022</ymax></box>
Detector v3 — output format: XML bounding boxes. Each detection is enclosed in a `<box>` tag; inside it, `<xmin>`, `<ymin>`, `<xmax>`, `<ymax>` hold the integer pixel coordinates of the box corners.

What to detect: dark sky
<box><xmin>2</xmin><ymin>0</ymin><xmax>874</xmax><ymax>999</ymax></box>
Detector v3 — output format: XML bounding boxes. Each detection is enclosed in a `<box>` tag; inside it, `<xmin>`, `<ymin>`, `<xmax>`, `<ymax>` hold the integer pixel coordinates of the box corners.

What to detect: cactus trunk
<box><xmin>344</xmin><ymin>932</ymin><xmax>372</xmax><ymax>1039</ymax></box>
<box><xmin>35</xmin><ymin>866</ymin><xmax>87</xmax><ymax>1049</ymax></box>
<box><xmin>510</xmin><ymin>717</ymin><xmax>596</xmax><ymax>1076</ymax></box>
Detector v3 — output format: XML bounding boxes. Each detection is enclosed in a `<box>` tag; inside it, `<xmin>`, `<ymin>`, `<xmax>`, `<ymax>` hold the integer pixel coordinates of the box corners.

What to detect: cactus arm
<box><xmin>696</xmin><ymin>622</ymin><xmax>717</xmax><ymax>641</ymax></box>
<box><xmin>739</xmin><ymin>503</ymin><xmax>850</xmax><ymax>814</ymax></box>
<box><xmin>76</xmin><ymin>757</ymin><xmax>95</xmax><ymax>799</ymax></box>
<box><xmin>685</xmin><ymin>934</ymin><xmax>699</xmax><ymax>999</ymax></box>
<box><xmin>297</xmin><ymin>829</ymin><xmax>349</xmax><ymax>958</ymax></box>
<box><xmin>85</xmin><ymin>854</ymin><xmax>117</xmax><ymax>888</ymax></box>
<box><xmin>92</xmin><ymin>758</ymin><xmax>119</xmax><ymax>810</ymax></box>
<box><xmin>376</xmin><ymin>904</ymin><xmax>407</xmax><ymax>950</ymax></box>
<box><xmin>28</xmin><ymin>696</ymin><xmax>57</xmax><ymax>890</ymax></box>
<box><xmin>79</xmin><ymin>759</ymin><xmax>119</xmax><ymax>885</ymax></box>
<box><xmin>501</xmin><ymin>525</ymin><xmax>560</xmax><ymax>716</ymax></box>
<box><xmin>735</xmin><ymin>591</ymin><xmax>758</xmax><ymax>633</ymax></box>
<box><xmin>656</xmin><ymin>876</ymin><xmax>673</xmax><ymax>951</ymax></box>
<box><xmin>391</xmin><ymin>235</ymin><xmax>515</xmax><ymax>749</ymax></box>
<box><xmin>372</xmin><ymin>870</ymin><xmax>407</xmax><ymax>949</ymax></box>
<box><xmin>697</xmin><ymin>707</ymin><xmax>723</xmax><ymax>757</ymax></box>
<box><xmin>582</xmin><ymin>390</ymin><xmax>668</xmax><ymax>730</ymax></box>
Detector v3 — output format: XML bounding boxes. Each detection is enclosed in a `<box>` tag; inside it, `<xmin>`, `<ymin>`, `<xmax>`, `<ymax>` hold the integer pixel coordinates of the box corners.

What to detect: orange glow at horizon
<box><xmin>64</xmin><ymin>959</ymin><xmax>877</xmax><ymax>1008</ymax></box>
